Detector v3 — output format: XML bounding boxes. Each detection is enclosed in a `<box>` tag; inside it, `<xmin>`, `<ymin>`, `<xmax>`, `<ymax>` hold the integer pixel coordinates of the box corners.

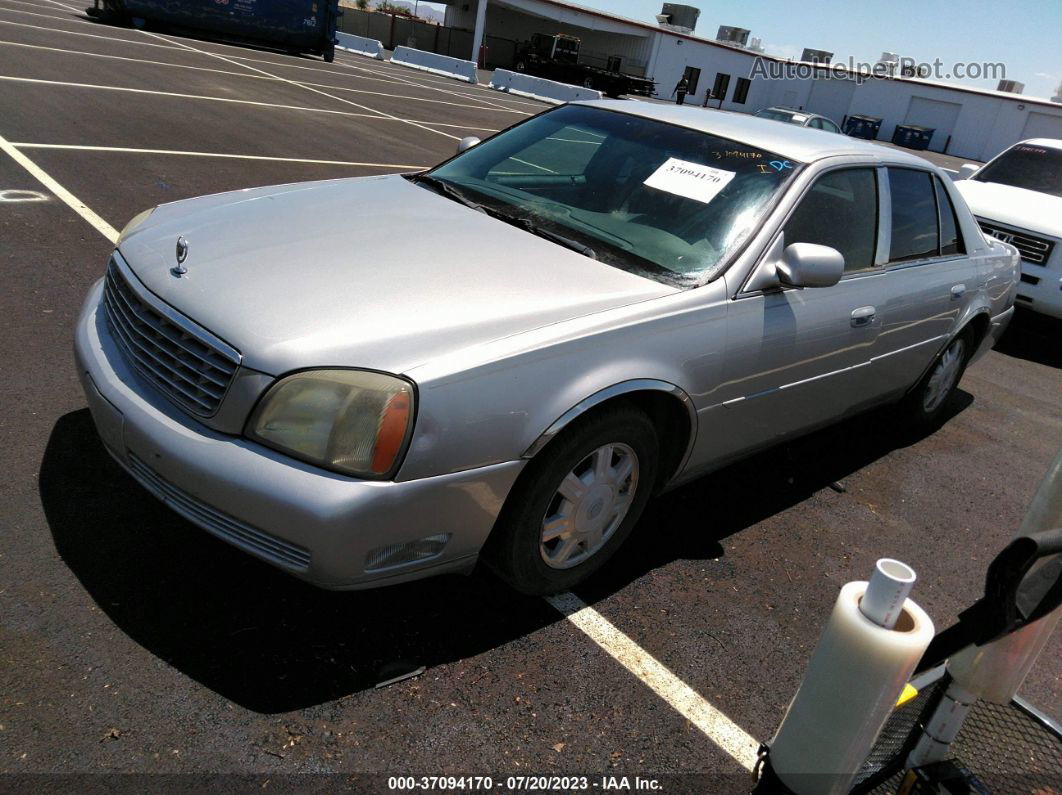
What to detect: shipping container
<box><xmin>94</xmin><ymin>0</ymin><xmax>340</xmax><ymax>61</ymax></box>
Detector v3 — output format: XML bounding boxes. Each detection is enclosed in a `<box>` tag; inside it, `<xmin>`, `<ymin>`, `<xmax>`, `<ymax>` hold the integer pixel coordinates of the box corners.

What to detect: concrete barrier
<box><xmin>390</xmin><ymin>46</ymin><xmax>477</xmax><ymax>84</ymax></box>
<box><xmin>335</xmin><ymin>32</ymin><xmax>385</xmax><ymax>60</ymax></box>
<box><xmin>489</xmin><ymin>70</ymin><xmax>603</xmax><ymax>105</ymax></box>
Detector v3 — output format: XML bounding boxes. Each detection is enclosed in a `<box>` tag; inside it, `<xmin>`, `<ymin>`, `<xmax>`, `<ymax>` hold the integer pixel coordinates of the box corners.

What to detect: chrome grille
<box><xmin>103</xmin><ymin>259</ymin><xmax>239</xmax><ymax>417</ymax></box>
<box><xmin>978</xmin><ymin>220</ymin><xmax>1056</xmax><ymax>266</ymax></box>
<box><xmin>127</xmin><ymin>453</ymin><xmax>311</xmax><ymax>570</ymax></box>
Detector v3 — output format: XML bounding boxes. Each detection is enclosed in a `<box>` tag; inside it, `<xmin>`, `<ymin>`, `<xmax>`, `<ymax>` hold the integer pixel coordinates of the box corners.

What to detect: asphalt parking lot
<box><xmin>2</xmin><ymin>0</ymin><xmax>1060</xmax><ymax>788</ymax></box>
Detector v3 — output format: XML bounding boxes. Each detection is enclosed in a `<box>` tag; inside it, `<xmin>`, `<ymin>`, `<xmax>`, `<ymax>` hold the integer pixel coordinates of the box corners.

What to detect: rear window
<box><xmin>888</xmin><ymin>168</ymin><xmax>939</xmax><ymax>262</ymax></box>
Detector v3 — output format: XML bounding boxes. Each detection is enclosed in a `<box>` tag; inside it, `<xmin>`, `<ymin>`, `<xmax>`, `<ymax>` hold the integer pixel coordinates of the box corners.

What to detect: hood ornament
<box><xmin>172</xmin><ymin>236</ymin><xmax>189</xmax><ymax>277</ymax></box>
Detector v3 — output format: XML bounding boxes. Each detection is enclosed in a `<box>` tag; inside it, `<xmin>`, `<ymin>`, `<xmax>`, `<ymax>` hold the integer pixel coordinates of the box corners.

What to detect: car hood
<box><xmin>118</xmin><ymin>175</ymin><xmax>675</xmax><ymax>375</ymax></box>
<box><xmin>954</xmin><ymin>179</ymin><xmax>1062</xmax><ymax>238</ymax></box>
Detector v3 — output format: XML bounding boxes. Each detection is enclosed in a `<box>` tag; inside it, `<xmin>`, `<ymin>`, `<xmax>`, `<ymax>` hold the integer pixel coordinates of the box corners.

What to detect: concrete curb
<box><xmin>335</xmin><ymin>32</ymin><xmax>385</xmax><ymax>60</ymax></box>
<box><xmin>390</xmin><ymin>46</ymin><xmax>477</xmax><ymax>84</ymax></box>
<box><xmin>489</xmin><ymin>70</ymin><xmax>603</xmax><ymax>105</ymax></box>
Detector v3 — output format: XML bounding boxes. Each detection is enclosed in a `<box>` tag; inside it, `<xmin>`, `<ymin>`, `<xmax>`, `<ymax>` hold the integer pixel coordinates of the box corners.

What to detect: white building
<box><xmin>438</xmin><ymin>0</ymin><xmax>1062</xmax><ymax>161</ymax></box>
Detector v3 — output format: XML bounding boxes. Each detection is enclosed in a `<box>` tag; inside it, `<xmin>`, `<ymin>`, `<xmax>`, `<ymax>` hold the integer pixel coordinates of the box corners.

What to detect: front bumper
<box><xmin>74</xmin><ymin>278</ymin><xmax>525</xmax><ymax>589</ymax></box>
<box><xmin>1016</xmin><ymin>262</ymin><xmax>1062</xmax><ymax>320</ymax></box>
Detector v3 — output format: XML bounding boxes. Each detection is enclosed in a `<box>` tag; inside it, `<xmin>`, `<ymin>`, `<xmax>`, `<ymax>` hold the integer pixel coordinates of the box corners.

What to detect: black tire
<box><xmin>514</xmin><ymin>60</ymin><xmax>527</xmax><ymax>72</ymax></box>
<box><xmin>582</xmin><ymin>76</ymin><xmax>595</xmax><ymax>89</ymax></box>
<box><xmin>899</xmin><ymin>329</ymin><xmax>974</xmax><ymax>427</ymax></box>
<box><xmin>484</xmin><ymin>406</ymin><xmax>659</xmax><ymax>595</ymax></box>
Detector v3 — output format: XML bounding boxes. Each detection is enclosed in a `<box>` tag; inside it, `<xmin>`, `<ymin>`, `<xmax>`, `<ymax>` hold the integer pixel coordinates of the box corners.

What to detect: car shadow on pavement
<box><xmin>41</xmin><ymin>396</ymin><xmax>970</xmax><ymax>713</ymax></box>
<box><xmin>994</xmin><ymin>311</ymin><xmax>1062</xmax><ymax>369</ymax></box>
<box><xmin>575</xmin><ymin>391</ymin><xmax>974</xmax><ymax>601</ymax></box>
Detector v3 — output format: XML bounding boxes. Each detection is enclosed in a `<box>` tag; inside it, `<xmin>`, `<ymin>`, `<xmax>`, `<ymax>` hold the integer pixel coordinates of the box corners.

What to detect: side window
<box><xmin>784</xmin><ymin>168</ymin><xmax>878</xmax><ymax>273</ymax></box>
<box><xmin>808</xmin><ymin>118</ymin><xmax>824</xmax><ymax>129</ymax></box>
<box><xmin>934</xmin><ymin>177</ymin><xmax>966</xmax><ymax>256</ymax></box>
<box><xmin>888</xmin><ymin>168</ymin><xmax>939</xmax><ymax>262</ymax></box>
<box><xmin>822</xmin><ymin>120</ymin><xmax>841</xmax><ymax>134</ymax></box>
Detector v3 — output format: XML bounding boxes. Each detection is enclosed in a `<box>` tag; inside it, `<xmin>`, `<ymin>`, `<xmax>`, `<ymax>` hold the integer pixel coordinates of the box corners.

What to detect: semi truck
<box><xmin>512</xmin><ymin>33</ymin><xmax>656</xmax><ymax>98</ymax></box>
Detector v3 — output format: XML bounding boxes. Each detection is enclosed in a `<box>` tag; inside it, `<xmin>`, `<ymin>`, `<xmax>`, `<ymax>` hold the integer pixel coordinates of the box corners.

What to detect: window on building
<box><xmin>784</xmin><ymin>168</ymin><xmax>879</xmax><ymax>273</ymax></box>
<box><xmin>682</xmin><ymin>66</ymin><xmax>701</xmax><ymax>96</ymax></box>
<box><xmin>733</xmin><ymin>77</ymin><xmax>751</xmax><ymax>104</ymax></box>
<box><xmin>712</xmin><ymin>73</ymin><xmax>731</xmax><ymax>103</ymax></box>
<box><xmin>934</xmin><ymin>177</ymin><xmax>966</xmax><ymax>256</ymax></box>
<box><xmin>888</xmin><ymin>168</ymin><xmax>939</xmax><ymax>262</ymax></box>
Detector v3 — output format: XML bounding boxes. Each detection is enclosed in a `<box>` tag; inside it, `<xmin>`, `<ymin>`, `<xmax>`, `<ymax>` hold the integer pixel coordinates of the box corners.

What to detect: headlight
<box><xmin>247</xmin><ymin>369</ymin><xmax>415</xmax><ymax>479</ymax></box>
<box><xmin>116</xmin><ymin>207</ymin><xmax>156</xmax><ymax>246</ymax></box>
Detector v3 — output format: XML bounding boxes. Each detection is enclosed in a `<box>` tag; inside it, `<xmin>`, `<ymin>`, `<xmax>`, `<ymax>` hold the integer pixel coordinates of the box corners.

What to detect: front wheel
<box><xmin>899</xmin><ymin>330</ymin><xmax>972</xmax><ymax>427</ymax></box>
<box><xmin>484</xmin><ymin>407</ymin><xmax>659</xmax><ymax>595</ymax></box>
<box><xmin>582</xmin><ymin>76</ymin><xmax>595</xmax><ymax>89</ymax></box>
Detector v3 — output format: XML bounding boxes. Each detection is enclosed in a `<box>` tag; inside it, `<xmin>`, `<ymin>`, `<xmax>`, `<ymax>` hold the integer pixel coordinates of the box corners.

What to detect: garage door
<box><xmin>806</xmin><ymin>78</ymin><xmax>857</xmax><ymax>129</ymax></box>
<box><xmin>1020</xmin><ymin>110</ymin><xmax>1062</xmax><ymax>141</ymax></box>
<box><xmin>903</xmin><ymin>96</ymin><xmax>962</xmax><ymax>153</ymax></box>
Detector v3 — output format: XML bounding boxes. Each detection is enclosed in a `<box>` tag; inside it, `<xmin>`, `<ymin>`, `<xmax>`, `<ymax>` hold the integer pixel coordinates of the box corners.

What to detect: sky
<box><xmin>582</xmin><ymin>0</ymin><xmax>1062</xmax><ymax>99</ymax></box>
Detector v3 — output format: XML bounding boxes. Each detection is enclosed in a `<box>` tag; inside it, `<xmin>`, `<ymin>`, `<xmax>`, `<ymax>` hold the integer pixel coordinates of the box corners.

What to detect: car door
<box><xmin>872</xmin><ymin>168</ymin><xmax>974</xmax><ymax>391</ymax></box>
<box><xmin>697</xmin><ymin>166</ymin><xmax>887</xmax><ymax>463</ymax></box>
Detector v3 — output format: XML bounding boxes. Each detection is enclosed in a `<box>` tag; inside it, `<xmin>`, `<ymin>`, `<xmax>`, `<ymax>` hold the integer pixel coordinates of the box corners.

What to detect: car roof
<box><xmin>573</xmin><ymin>100</ymin><xmax>932</xmax><ymax>166</ymax></box>
<box><xmin>1020</xmin><ymin>138</ymin><xmax>1062</xmax><ymax>150</ymax></box>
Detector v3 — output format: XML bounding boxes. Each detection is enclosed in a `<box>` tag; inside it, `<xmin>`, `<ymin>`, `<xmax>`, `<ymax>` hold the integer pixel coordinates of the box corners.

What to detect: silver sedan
<box><xmin>74</xmin><ymin>101</ymin><xmax>1019</xmax><ymax>594</ymax></box>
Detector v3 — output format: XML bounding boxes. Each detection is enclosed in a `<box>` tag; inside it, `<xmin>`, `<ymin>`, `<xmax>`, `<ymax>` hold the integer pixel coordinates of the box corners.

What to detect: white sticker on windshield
<box><xmin>643</xmin><ymin>158</ymin><xmax>736</xmax><ymax>204</ymax></box>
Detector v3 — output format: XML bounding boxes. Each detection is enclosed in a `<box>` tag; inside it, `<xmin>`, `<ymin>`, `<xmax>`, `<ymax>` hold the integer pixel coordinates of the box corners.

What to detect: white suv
<box><xmin>955</xmin><ymin>138</ymin><xmax>1062</xmax><ymax>319</ymax></box>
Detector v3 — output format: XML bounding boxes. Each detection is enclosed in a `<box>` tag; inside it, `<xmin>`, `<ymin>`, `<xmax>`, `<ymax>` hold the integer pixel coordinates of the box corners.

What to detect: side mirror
<box><xmin>958</xmin><ymin>163</ymin><xmax>980</xmax><ymax>180</ymax></box>
<box><xmin>776</xmin><ymin>243</ymin><xmax>845</xmax><ymax>288</ymax></box>
<box><xmin>456</xmin><ymin>136</ymin><xmax>481</xmax><ymax>154</ymax></box>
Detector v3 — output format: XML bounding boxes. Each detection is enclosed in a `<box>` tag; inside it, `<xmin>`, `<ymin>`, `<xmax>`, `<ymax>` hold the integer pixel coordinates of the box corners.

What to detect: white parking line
<box><xmin>11</xmin><ymin>143</ymin><xmax>425</xmax><ymax>169</ymax></box>
<box><xmin>547</xmin><ymin>592</ymin><xmax>759</xmax><ymax>771</ymax></box>
<box><xmin>0</xmin><ymin>18</ymin><xmax>184</xmax><ymax>49</ymax></box>
<box><xmin>331</xmin><ymin>54</ymin><xmax>542</xmax><ymax>114</ymax></box>
<box><xmin>0</xmin><ymin>40</ymin><xmax>527</xmax><ymax>116</ymax></box>
<box><xmin>136</xmin><ymin>29</ymin><xmax>463</xmax><ymax>141</ymax></box>
<box><xmin>0</xmin><ymin>75</ymin><xmax>500</xmax><ymax>132</ymax></box>
<box><xmin>0</xmin><ymin>131</ymin><xmax>118</xmax><ymax>242</ymax></box>
<box><xmin>0</xmin><ymin>4</ymin><xmax>75</xmax><ymax>23</ymax></box>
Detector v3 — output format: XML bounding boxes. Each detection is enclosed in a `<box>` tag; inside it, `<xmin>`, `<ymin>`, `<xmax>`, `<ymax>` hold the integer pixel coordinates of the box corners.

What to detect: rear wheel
<box><xmin>484</xmin><ymin>407</ymin><xmax>658</xmax><ymax>595</ymax></box>
<box><xmin>582</xmin><ymin>75</ymin><xmax>595</xmax><ymax>89</ymax></box>
<box><xmin>514</xmin><ymin>60</ymin><xmax>527</xmax><ymax>72</ymax></box>
<box><xmin>899</xmin><ymin>330</ymin><xmax>973</xmax><ymax>427</ymax></box>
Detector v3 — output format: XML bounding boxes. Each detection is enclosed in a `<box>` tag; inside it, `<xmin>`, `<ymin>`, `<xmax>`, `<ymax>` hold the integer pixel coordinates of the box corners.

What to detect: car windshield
<box><xmin>974</xmin><ymin>143</ymin><xmax>1062</xmax><ymax>198</ymax></box>
<box><xmin>424</xmin><ymin>105</ymin><xmax>801</xmax><ymax>287</ymax></box>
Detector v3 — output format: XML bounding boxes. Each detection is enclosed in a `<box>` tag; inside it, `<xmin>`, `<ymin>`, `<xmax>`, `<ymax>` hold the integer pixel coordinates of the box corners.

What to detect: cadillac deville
<box><xmin>74</xmin><ymin>102</ymin><xmax>1020</xmax><ymax>594</ymax></box>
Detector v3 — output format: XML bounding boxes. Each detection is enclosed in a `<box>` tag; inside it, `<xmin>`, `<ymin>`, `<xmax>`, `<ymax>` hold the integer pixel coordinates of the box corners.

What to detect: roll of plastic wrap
<box><xmin>769</xmin><ymin>581</ymin><xmax>935</xmax><ymax>795</ymax></box>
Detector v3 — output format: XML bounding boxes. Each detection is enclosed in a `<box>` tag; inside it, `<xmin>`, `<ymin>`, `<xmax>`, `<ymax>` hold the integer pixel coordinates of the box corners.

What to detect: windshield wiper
<box><xmin>413</xmin><ymin>174</ymin><xmax>485</xmax><ymax>212</ymax></box>
<box><xmin>510</xmin><ymin>217</ymin><xmax>597</xmax><ymax>260</ymax></box>
<box><xmin>414</xmin><ymin>174</ymin><xmax>596</xmax><ymax>260</ymax></box>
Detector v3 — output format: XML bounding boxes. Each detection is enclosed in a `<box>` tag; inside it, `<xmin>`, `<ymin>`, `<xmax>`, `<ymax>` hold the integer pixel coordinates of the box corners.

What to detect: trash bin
<box><xmin>843</xmin><ymin>114</ymin><xmax>882</xmax><ymax>140</ymax></box>
<box><xmin>115</xmin><ymin>0</ymin><xmax>340</xmax><ymax>61</ymax></box>
<box><xmin>892</xmin><ymin>124</ymin><xmax>936</xmax><ymax>151</ymax></box>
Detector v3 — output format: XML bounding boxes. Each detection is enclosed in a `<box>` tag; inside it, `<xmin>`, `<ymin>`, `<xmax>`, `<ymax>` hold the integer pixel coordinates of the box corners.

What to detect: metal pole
<box><xmin>471</xmin><ymin>0</ymin><xmax>488</xmax><ymax>66</ymax></box>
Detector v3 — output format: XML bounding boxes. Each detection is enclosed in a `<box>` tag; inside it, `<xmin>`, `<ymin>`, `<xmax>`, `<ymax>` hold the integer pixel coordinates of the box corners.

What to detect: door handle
<box><xmin>951</xmin><ymin>284</ymin><xmax>967</xmax><ymax>299</ymax></box>
<box><xmin>851</xmin><ymin>306</ymin><xmax>876</xmax><ymax>327</ymax></box>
